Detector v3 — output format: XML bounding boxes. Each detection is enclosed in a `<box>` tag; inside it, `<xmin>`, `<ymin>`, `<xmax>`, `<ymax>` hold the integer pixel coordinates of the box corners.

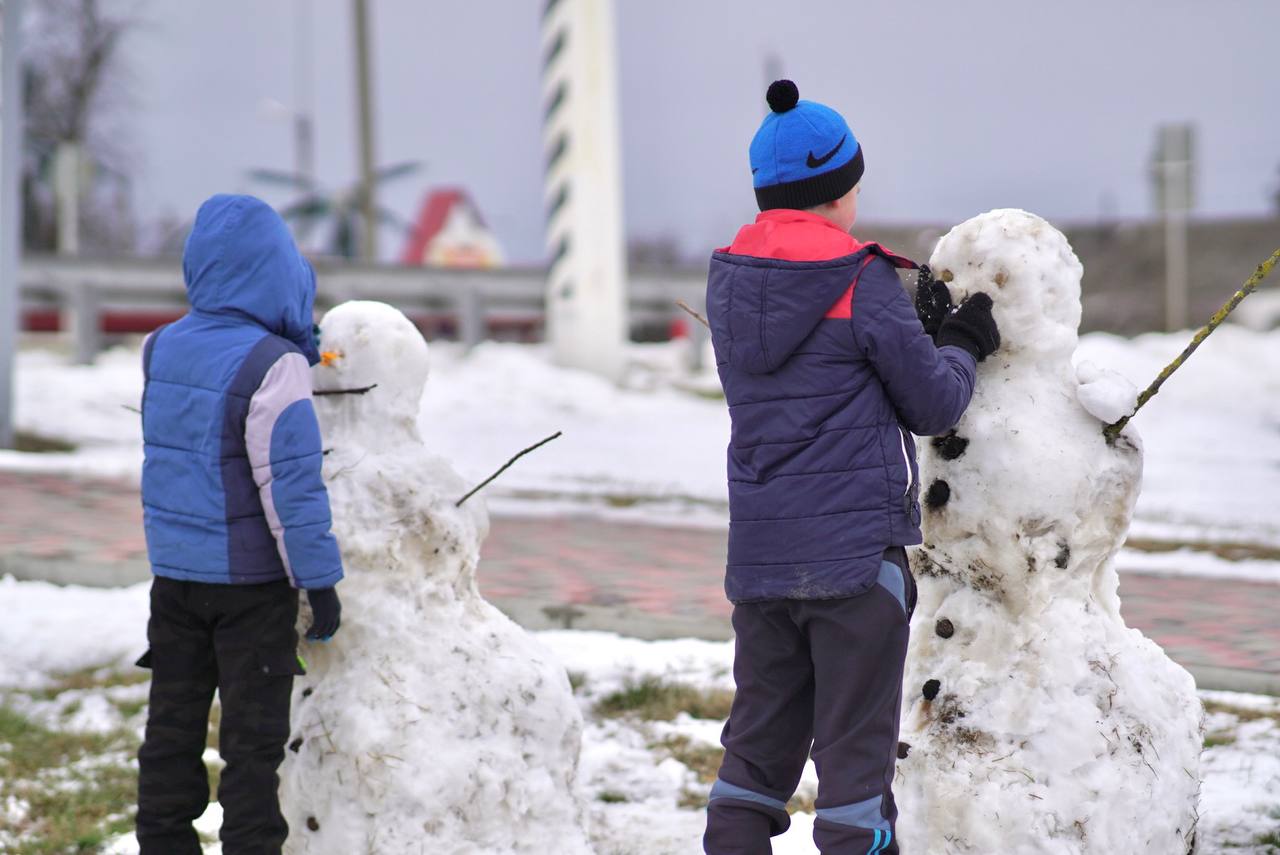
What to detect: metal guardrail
<box><xmin>19</xmin><ymin>254</ymin><xmax>709</xmax><ymax>363</ymax></box>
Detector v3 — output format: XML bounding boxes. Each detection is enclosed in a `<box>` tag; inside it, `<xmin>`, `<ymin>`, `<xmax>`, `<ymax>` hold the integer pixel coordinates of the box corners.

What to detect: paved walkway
<box><xmin>2</xmin><ymin>472</ymin><xmax>1278</xmax><ymax>693</ymax></box>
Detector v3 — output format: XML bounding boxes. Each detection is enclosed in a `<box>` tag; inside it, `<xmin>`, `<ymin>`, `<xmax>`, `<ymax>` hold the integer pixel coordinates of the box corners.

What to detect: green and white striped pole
<box><xmin>539</xmin><ymin>0</ymin><xmax>628</xmax><ymax>380</ymax></box>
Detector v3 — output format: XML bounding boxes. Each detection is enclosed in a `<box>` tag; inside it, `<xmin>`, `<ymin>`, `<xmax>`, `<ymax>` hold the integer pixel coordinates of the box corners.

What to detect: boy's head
<box><xmin>749</xmin><ymin>80</ymin><xmax>863</xmax><ymax>229</ymax></box>
<box><xmin>183</xmin><ymin>194</ymin><xmax>321</xmax><ymax>363</ymax></box>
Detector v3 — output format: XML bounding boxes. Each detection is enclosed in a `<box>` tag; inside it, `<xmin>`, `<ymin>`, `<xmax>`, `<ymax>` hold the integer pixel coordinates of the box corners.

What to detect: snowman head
<box><xmin>314</xmin><ymin>300</ymin><xmax>429</xmax><ymax>428</ymax></box>
<box><xmin>929</xmin><ymin>209</ymin><xmax>1083</xmax><ymax>360</ymax></box>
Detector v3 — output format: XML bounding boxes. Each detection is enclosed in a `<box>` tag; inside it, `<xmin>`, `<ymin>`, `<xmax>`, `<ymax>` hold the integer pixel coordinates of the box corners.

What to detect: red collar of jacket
<box><xmin>720</xmin><ymin>210</ymin><xmax>872</xmax><ymax>261</ymax></box>
<box><xmin>717</xmin><ymin>210</ymin><xmax>917</xmax><ymax>319</ymax></box>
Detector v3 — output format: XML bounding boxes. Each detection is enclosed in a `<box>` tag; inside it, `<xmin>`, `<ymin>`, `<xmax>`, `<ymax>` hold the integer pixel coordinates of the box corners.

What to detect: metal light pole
<box><xmin>293</xmin><ymin>0</ymin><xmax>314</xmax><ymax>185</ymax></box>
<box><xmin>352</xmin><ymin>0</ymin><xmax>377</xmax><ymax>262</ymax></box>
<box><xmin>1152</xmin><ymin>124</ymin><xmax>1194</xmax><ymax>332</ymax></box>
<box><xmin>0</xmin><ymin>0</ymin><xmax>25</xmax><ymax>449</ymax></box>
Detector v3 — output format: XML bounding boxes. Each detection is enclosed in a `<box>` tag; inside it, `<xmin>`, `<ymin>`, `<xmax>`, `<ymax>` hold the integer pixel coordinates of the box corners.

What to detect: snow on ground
<box><xmin>8</xmin><ymin>326</ymin><xmax>1280</xmax><ymax>555</ymax></box>
<box><xmin>2</xmin><ymin>578</ymin><xmax>1278</xmax><ymax>854</ymax></box>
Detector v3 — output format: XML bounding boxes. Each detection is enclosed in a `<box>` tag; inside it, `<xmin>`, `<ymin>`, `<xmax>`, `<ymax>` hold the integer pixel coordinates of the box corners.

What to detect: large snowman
<box><xmin>895</xmin><ymin>210</ymin><xmax>1202</xmax><ymax>853</ymax></box>
<box><xmin>278</xmin><ymin>301</ymin><xmax>592</xmax><ymax>854</ymax></box>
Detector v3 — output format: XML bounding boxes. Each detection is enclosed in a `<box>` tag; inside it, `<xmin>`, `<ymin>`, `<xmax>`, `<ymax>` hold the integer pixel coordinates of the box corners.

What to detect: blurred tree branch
<box><xmin>23</xmin><ymin>0</ymin><xmax>141</xmax><ymax>252</ymax></box>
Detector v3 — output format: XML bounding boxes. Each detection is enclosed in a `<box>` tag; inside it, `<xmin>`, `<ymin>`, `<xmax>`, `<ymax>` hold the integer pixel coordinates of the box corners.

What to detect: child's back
<box><xmin>701</xmin><ymin>81</ymin><xmax>999</xmax><ymax>855</ymax></box>
<box><xmin>135</xmin><ymin>194</ymin><xmax>343</xmax><ymax>855</ymax></box>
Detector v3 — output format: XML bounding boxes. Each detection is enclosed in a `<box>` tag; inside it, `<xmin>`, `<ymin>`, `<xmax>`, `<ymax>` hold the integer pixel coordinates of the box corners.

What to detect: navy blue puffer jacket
<box><xmin>707</xmin><ymin>210</ymin><xmax>976</xmax><ymax>603</ymax></box>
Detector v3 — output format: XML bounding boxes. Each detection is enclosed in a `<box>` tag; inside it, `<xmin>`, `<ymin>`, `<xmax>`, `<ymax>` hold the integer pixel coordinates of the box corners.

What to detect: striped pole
<box><xmin>539</xmin><ymin>0</ymin><xmax>628</xmax><ymax>379</ymax></box>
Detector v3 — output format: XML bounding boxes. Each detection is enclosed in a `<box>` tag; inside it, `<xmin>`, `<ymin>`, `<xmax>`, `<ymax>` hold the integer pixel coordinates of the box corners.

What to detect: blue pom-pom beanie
<box><xmin>750</xmin><ymin>80</ymin><xmax>864</xmax><ymax>211</ymax></box>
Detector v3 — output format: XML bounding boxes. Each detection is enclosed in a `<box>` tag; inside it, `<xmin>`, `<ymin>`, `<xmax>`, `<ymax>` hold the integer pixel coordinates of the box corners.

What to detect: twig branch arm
<box><xmin>676</xmin><ymin>300</ymin><xmax>710</xmax><ymax>329</ymax></box>
<box><xmin>456</xmin><ymin>431</ymin><xmax>564</xmax><ymax>507</ymax></box>
<box><xmin>1104</xmin><ymin>247</ymin><xmax>1280</xmax><ymax>443</ymax></box>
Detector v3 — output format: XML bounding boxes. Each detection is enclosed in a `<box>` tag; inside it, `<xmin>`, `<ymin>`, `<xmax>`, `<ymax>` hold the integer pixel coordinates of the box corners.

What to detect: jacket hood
<box><xmin>182</xmin><ymin>194</ymin><xmax>320</xmax><ymax>363</ymax></box>
<box><xmin>707</xmin><ymin>250</ymin><xmax>868</xmax><ymax>374</ymax></box>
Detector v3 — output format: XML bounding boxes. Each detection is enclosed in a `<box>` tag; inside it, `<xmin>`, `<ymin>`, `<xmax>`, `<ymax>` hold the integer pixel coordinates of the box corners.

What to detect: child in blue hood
<box><xmin>134</xmin><ymin>195</ymin><xmax>344</xmax><ymax>855</ymax></box>
<box><xmin>702</xmin><ymin>82</ymin><xmax>999</xmax><ymax>855</ymax></box>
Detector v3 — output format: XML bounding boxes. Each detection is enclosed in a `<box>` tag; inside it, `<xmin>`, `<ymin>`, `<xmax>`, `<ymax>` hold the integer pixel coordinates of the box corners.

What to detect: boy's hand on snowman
<box><xmin>914</xmin><ymin>265</ymin><xmax>953</xmax><ymax>340</ymax></box>
<box><xmin>305</xmin><ymin>587</ymin><xmax>342</xmax><ymax>641</ymax></box>
<box><xmin>938</xmin><ymin>292</ymin><xmax>1001</xmax><ymax>362</ymax></box>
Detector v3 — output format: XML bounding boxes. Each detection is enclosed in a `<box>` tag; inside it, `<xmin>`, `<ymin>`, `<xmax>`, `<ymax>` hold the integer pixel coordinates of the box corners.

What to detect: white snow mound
<box><xmin>898</xmin><ymin>210</ymin><xmax>1203</xmax><ymax>854</ymax></box>
<box><xmin>277</xmin><ymin>301</ymin><xmax>592</xmax><ymax>854</ymax></box>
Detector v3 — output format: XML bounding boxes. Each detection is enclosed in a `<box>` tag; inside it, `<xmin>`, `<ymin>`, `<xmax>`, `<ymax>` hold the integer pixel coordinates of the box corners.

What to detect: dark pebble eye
<box><xmin>925</xmin><ymin>480</ymin><xmax>951</xmax><ymax>509</ymax></box>
<box><xmin>289</xmin><ymin>737</ymin><xmax>303</xmax><ymax>753</ymax></box>
<box><xmin>897</xmin><ymin>741</ymin><xmax>912</xmax><ymax>759</ymax></box>
<box><xmin>923</xmin><ymin>679</ymin><xmax>941</xmax><ymax>701</ymax></box>
<box><xmin>935</xmin><ymin>618</ymin><xmax>955</xmax><ymax>638</ymax></box>
<box><xmin>306</xmin><ymin>817</ymin><xmax>320</xmax><ymax>832</ymax></box>
<box><xmin>931</xmin><ymin>431</ymin><xmax>969</xmax><ymax>461</ymax></box>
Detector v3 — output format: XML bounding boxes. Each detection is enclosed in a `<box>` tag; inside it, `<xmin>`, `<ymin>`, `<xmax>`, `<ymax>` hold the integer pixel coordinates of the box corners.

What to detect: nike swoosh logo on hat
<box><xmin>806</xmin><ymin>135</ymin><xmax>846</xmax><ymax>169</ymax></box>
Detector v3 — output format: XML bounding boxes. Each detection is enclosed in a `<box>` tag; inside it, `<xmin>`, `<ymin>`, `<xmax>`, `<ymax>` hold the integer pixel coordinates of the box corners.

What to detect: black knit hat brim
<box><xmin>755</xmin><ymin>147</ymin><xmax>864</xmax><ymax>211</ymax></box>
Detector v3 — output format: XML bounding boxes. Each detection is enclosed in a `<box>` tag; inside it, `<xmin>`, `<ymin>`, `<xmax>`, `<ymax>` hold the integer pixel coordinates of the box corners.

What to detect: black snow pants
<box><xmin>704</xmin><ymin>547</ymin><xmax>916</xmax><ymax>855</ymax></box>
<box><xmin>135</xmin><ymin>575</ymin><xmax>303</xmax><ymax>855</ymax></box>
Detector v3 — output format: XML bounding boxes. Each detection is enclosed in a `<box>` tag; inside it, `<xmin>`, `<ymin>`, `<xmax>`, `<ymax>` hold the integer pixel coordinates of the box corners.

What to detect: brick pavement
<box><xmin>2</xmin><ymin>472</ymin><xmax>1277</xmax><ymax>691</ymax></box>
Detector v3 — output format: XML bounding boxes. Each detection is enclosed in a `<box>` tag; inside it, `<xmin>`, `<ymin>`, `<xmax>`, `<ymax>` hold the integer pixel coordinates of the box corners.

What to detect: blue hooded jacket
<box><xmin>140</xmin><ymin>194</ymin><xmax>343</xmax><ymax>589</ymax></box>
<box><xmin>708</xmin><ymin>210</ymin><xmax>976</xmax><ymax>603</ymax></box>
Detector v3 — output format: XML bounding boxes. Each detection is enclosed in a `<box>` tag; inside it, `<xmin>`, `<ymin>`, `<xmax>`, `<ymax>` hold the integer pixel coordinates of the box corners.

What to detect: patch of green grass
<box><xmin>595</xmin><ymin>677</ymin><xmax>733</xmax><ymax>722</ymax></box>
<box><xmin>567</xmin><ymin>671</ymin><xmax>587</xmax><ymax>693</ymax></box>
<box><xmin>678</xmin><ymin>788</ymin><xmax>708</xmax><ymax>810</ymax></box>
<box><xmin>652</xmin><ymin>734</ymin><xmax>723</xmax><ymax>784</ymax></box>
<box><xmin>31</xmin><ymin>664</ymin><xmax>150</xmax><ymax>702</ymax></box>
<box><xmin>786</xmin><ymin>791</ymin><xmax>817</xmax><ymax>814</ymax></box>
<box><xmin>0</xmin><ymin>705</ymin><xmax>139</xmax><ymax>854</ymax></box>
<box><xmin>1203</xmin><ymin>699</ymin><xmax>1280</xmax><ymax>724</ymax></box>
<box><xmin>1204</xmin><ymin>731</ymin><xmax>1237</xmax><ymax>748</ymax></box>
<box><xmin>12</xmin><ymin>431</ymin><xmax>77</xmax><ymax>454</ymax></box>
<box><xmin>1255</xmin><ymin>830</ymin><xmax>1280</xmax><ymax>849</ymax></box>
<box><xmin>597</xmin><ymin>790</ymin><xmax>628</xmax><ymax>804</ymax></box>
<box><xmin>112</xmin><ymin>697</ymin><xmax>148</xmax><ymax>719</ymax></box>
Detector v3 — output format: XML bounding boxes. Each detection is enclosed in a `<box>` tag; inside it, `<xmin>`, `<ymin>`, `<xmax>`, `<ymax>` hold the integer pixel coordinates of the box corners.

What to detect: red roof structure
<box><xmin>401</xmin><ymin>188</ymin><xmax>502</xmax><ymax>268</ymax></box>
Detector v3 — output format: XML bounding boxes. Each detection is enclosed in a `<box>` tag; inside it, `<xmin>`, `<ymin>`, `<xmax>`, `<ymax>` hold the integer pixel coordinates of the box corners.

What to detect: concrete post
<box><xmin>456</xmin><ymin>285</ymin><xmax>484</xmax><ymax>352</ymax></box>
<box><xmin>68</xmin><ymin>282</ymin><xmax>101</xmax><ymax>365</ymax></box>
<box><xmin>0</xmin><ymin>0</ymin><xmax>25</xmax><ymax>449</ymax></box>
<box><xmin>352</xmin><ymin>0</ymin><xmax>378</xmax><ymax>262</ymax></box>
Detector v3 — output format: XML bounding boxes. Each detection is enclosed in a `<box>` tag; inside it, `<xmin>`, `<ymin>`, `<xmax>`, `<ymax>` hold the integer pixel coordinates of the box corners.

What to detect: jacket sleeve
<box><xmin>244</xmin><ymin>351</ymin><xmax>344</xmax><ymax>589</ymax></box>
<box><xmin>850</xmin><ymin>258</ymin><xmax>978</xmax><ymax>437</ymax></box>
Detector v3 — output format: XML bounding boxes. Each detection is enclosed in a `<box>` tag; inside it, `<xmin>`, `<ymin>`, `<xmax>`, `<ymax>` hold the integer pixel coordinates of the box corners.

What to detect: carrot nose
<box><xmin>320</xmin><ymin>350</ymin><xmax>342</xmax><ymax>367</ymax></box>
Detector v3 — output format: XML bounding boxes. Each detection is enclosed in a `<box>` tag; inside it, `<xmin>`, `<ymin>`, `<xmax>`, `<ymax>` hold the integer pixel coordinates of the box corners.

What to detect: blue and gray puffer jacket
<box><xmin>708</xmin><ymin>210</ymin><xmax>976</xmax><ymax>603</ymax></box>
<box><xmin>140</xmin><ymin>194</ymin><xmax>343</xmax><ymax>589</ymax></box>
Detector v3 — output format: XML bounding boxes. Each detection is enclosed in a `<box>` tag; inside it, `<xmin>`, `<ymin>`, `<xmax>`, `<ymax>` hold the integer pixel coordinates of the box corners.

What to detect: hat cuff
<box><xmin>755</xmin><ymin>148</ymin><xmax>864</xmax><ymax>211</ymax></box>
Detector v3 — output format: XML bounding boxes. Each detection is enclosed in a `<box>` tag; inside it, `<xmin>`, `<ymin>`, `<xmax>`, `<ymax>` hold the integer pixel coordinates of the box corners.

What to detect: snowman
<box><xmin>894</xmin><ymin>210</ymin><xmax>1202</xmax><ymax>854</ymax></box>
<box><xmin>277</xmin><ymin>301</ymin><xmax>592</xmax><ymax>854</ymax></box>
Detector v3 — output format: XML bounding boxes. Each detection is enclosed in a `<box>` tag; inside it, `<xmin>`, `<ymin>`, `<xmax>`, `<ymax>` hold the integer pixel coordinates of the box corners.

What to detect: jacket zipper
<box><xmin>897</xmin><ymin>427</ymin><xmax>914</xmax><ymax>497</ymax></box>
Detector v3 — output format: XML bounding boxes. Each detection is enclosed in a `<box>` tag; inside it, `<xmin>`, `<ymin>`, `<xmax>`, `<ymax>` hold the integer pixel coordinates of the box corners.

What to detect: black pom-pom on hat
<box><xmin>766</xmin><ymin>79</ymin><xmax>799</xmax><ymax>113</ymax></box>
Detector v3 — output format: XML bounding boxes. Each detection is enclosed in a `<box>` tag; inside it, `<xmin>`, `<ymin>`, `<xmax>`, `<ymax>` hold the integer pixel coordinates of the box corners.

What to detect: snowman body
<box><xmin>895</xmin><ymin>211</ymin><xmax>1201</xmax><ymax>854</ymax></box>
<box><xmin>278</xmin><ymin>301</ymin><xmax>591</xmax><ymax>854</ymax></box>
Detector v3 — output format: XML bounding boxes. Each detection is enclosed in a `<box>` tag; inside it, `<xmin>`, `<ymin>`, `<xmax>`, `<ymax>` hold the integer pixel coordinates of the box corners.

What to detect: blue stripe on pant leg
<box><xmin>708</xmin><ymin>778</ymin><xmax>789</xmax><ymax>812</ymax></box>
<box><xmin>874</xmin><ymin>560</ymin><xmax>907</xmax><ymax>614</ymax></box>
<box><xmin>816</xmin><ymin>793</ymin><xmax>890</xmax><ymax>831</ymax></box>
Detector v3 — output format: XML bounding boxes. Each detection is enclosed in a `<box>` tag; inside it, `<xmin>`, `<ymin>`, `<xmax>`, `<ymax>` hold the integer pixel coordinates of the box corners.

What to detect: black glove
<box><xmin>937</xmin><ymin>292</ymin><xmax>1001</xmax><ymax>362</ymax></box>
<box><xmin>305</xmin><ymin>587</ymin><xmax>342</xmax><ymax>641</ymax></box>
<box><xmin>914</xmin><ymin>265</ymin><xmax>953</xmax><ymax>341</ymax></box>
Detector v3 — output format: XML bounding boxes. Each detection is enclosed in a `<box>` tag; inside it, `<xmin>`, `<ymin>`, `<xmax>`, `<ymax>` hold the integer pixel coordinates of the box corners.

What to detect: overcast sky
<box><xmin>111</xmin><ymin>0</ymin><xmax>1280</xmax><ymax>262</ymax></box>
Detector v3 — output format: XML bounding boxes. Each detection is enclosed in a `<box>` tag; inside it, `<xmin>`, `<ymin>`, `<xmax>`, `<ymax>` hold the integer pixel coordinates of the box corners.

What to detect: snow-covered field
<box><xmin>1</xmin><ymin>577</ymin><xmax>1278</xmax><ymax>854</ymax></box>
<box><xmin>7</xmin><ymin>327</ymin><xmax>1280</xmax><ymax>578</ymax></box>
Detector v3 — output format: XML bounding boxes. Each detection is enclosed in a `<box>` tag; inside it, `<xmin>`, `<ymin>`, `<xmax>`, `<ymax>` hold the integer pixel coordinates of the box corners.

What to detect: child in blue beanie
<box><xmin>134</xmin><ymin>195</ymin><xmax>344</xmax><ymax>854</ymax></box>
<box><xmin>702</xmin><ymin>81</ymin><xmax>999</xmax><ymax>855</ymax></box>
